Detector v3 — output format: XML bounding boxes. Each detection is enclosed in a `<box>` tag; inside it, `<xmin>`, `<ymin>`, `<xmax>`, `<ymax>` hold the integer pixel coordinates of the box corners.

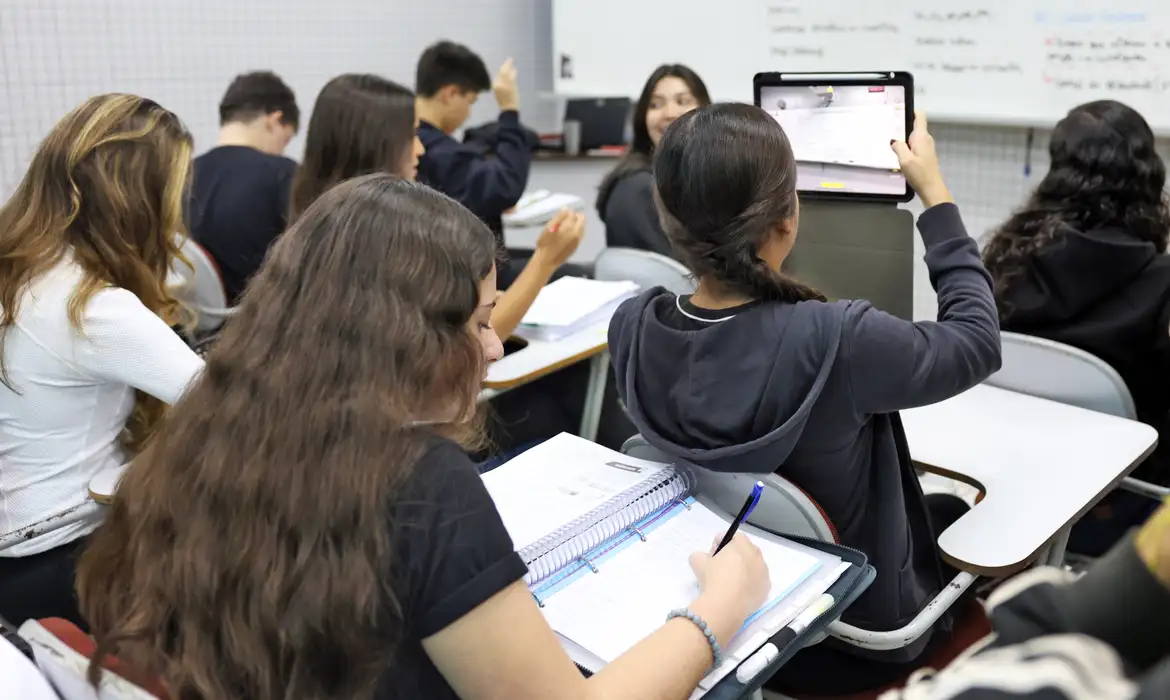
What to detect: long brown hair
<box><xmin>596</xmin><ymin>63</ymin><xmax>712</xmax><ymax>215</ymax></box>
<box><xmin>289</xmin><ymin>74</ymin><xmax>417</xmax><ymax>221</ymax></box>
<box><xmin>0</xmin><ymin>94</ymin><xmax>192</xmax><ymax>451</ymax></box>
<box><xmin>78</xmin><ymin>175</ymin><xmax>498</xmax><ymax>700</ymax></box>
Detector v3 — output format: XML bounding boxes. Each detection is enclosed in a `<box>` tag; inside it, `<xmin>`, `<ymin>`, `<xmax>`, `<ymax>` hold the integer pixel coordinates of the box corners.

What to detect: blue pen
<box><xmin>1024</xmin><ymin>128</ymin><xmax>1034</xmax><ymax>177</ymax></box>
<box><xmin>714</xmin><ymin>481</ymin><xmax>764</xmax><ymax>555</ymax></box>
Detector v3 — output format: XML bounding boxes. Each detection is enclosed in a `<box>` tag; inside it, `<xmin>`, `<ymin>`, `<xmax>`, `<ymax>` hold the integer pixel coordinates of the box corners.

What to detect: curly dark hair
<box><xmin>984</xmin><ymin>100</ymin><xmax>1170</xmax><ymax>313</ymax></box>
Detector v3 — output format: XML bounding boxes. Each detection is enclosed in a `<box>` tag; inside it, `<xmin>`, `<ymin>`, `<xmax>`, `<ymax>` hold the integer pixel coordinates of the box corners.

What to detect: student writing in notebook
<box><xmin>608</xmin><ymin>105</ymin><xmax>1002</xmax><ymax>695</ymax></box>
<box><xmin>76</xmin><ymin>175</ymin><xmax>771</xmax><ymax>700</ymax></box>
<box><xmin>984</xmin><ymin>100</ymin><xmax>1170</xmax><ymax>557</ymax></box>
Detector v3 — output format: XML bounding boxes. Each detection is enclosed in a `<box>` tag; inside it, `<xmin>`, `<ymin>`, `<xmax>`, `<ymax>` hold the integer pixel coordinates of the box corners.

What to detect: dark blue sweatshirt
<box><xmin>608</xmin><ymin>203</ymin><xmax>1002</xmax><ymax>662</ymax></box>
<box><xmin>417</xmin><ymin>111</ymin><xmax>531</xmax><ymax>242</ymax></box>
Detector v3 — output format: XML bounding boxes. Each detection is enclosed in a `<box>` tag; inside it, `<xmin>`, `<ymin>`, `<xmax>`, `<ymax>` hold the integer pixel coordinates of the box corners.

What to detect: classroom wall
<box><xmin>0</xmin><ymin>0</ymin><xmax>563</xmax><ymax>192</ymax></box>
<box><xmin>3</xmin><ymin>0</ymin><xmax>1169</xmax><ymax>320</ymax></box>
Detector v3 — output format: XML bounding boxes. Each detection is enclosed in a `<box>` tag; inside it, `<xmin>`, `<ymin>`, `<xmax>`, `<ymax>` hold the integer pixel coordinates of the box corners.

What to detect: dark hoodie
<box><xmin>598</xmin><ymin>167</ymin><xmax>675</xmax><ymax>258</ymax></box>
<box><xmin>609</xmin><ymin>203</ymin><xmax>1002</xmax><ymax>662</ymax></box>
<box><xmin>998</xmin><ymin>224</ymin><xmax>1170</xmax><ymax>552</ymax></box>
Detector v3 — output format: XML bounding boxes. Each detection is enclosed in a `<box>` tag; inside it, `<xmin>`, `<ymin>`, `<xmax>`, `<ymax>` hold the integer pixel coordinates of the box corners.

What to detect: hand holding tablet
<box><xmin>754</xmin><ymin>71</ymin><xmax>918</xmax><ymax>202</ymax></box>
<box><xmin>890</xmin><ymin>111</ymin><xmax>952</xmax><ymax>208</ymax></box>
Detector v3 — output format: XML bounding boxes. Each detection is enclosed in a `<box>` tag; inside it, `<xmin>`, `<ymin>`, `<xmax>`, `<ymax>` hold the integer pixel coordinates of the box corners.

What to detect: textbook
<box><xmin>482</xmin><ymin>434</ymin><xmax>849</xmax><ymax>694</ymax></box>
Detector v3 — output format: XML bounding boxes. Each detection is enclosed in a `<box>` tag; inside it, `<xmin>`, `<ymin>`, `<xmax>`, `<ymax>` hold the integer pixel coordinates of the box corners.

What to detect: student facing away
<box><xmin>77</xmin><ymin>175</ymin><xmax>772</xmax><ymax>700</ymax></box>
<box><xmin>0</xmin><ymin>95</ymin><xmax>203</xmax><ymax>628</ymax></box>
<box><xmin>984</xmin><ymin>100</ymin><xmax>1170</xmax><ymax>557</ymax></box>
<box><xmin>597</xmin><ymin>64</ymin><xmax>711</xmax><ymax>258</ymax></box>
<box><xmin>189</xmin><ymin>71</ymin><xmax>299</xmax><ymax>304</ymax></box>
<box><xmin>609</xmin><ymin>105</ymin><xmax>1002</xmax><ymax>694</ymax></box>
<box><xmin>288</xmin><ymin>74</ymin><xmax>425</xmax><ymax>220</ymax></box>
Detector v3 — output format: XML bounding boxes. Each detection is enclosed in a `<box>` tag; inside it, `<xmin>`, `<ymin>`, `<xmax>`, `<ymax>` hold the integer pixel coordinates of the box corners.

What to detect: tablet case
<box><xmin>705</xmin><ymin>536</ymin><xmax>874</xmax><ymax>700</ymax></box>
<box><xmin>573</xmin><ymin>536</ymin><xmax>874</xmax><ymax>698</ymax></box>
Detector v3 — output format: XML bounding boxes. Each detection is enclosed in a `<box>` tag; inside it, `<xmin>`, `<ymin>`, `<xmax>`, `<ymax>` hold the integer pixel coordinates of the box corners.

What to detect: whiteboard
<box><xmin>552</xmin><ymin>0</ymin><xmax>1170</xmax><ymax>132</ymax></box>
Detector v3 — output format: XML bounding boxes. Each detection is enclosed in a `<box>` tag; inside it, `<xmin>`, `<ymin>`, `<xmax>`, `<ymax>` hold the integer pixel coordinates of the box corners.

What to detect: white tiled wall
<box><xmin>0</xmin><ymin>0</ymin><xmax>561</xmax><ymax>195</ymax></box>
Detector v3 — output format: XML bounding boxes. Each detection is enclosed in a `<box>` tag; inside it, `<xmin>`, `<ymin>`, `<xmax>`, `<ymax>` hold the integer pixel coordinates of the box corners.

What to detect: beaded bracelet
<box><xmin>667</xmin><ymin>608</ymin><xmax>724</xmax><ymax>668</ymax></box>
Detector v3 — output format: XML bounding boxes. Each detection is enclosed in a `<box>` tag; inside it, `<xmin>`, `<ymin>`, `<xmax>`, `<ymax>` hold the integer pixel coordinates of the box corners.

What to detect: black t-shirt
<box><xmin>376</xmin><ymin>437</ymin><xmax>527</xmax><ymax>699</ymax></box>
<box><xmin>189</xmin><ymin>146</ymin><xmax>297</xmax><ymax>304</ymax></box>
<box><xmin>658</xmin><ymin>295</ymin><xmax>763</xmax><ymax>329</ymax></box>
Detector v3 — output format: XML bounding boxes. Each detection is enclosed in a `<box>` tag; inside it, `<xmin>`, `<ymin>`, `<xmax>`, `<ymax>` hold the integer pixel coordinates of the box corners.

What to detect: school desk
<box><xmin>479</xmin><ymin>321</ymin><xmax>610</xmax><ymax>442</ymax></box>
<box><xmin>901</xmin><ymin>383</ymin><xmax>1159</xmax><ymax>575</ymax></box>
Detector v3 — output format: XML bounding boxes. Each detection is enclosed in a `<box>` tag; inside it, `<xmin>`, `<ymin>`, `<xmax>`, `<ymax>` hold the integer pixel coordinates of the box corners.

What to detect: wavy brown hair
<box><xmin>289</xmin><ymin>74</ymin><xmax>417</xmax><ymax>221</ymax></box>
<box><xmin>77</xmin><ymin>175</ymin><xmax>498</xmax><ymax>700</ymax></box>
<box><xmin>0</xmin><ymin>93</ymin><xmax>192</xmax><ymax>451</ymax></box>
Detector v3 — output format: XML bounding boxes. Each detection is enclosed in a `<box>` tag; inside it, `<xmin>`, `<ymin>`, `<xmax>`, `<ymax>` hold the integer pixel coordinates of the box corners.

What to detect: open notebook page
<box><xmin>540</xmin><ymin>500</ymin><xmax>823</xmax><ymax>665</ymax></box>
<box><xmin>481</xmin><ymin>433</ymin><xmax>669</xmax><ymax>553</ymax></box>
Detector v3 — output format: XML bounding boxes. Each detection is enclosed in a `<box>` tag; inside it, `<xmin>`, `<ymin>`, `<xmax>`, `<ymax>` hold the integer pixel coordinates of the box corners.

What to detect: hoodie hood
<box><xmin>608</xmin><ymin>289</ymin><xmax>845</xmax><ymax>473</ymax></box>
<box><xmin>999</xmin><ymin>225</ymin><xmax>1159</xmax><ymax>325</ymax></box>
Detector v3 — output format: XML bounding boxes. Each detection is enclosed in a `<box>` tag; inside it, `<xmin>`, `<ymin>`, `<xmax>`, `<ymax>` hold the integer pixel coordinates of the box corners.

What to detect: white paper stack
<box><xmin>503</xmin><ymin>190</ymin><xmax>586</xmax><ymax>228</ymax></box>
<box><xmin>517</xmin><ymin>277</ymin><xmax>638</xmax><ymax>342</ymax></box>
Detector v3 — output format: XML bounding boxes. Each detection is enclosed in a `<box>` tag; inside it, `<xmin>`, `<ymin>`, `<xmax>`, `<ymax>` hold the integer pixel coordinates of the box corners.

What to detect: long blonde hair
<box><xmin>0</xmin><ymin>94</ymin><xmax>193</xmax><ymax>451</ymax></box>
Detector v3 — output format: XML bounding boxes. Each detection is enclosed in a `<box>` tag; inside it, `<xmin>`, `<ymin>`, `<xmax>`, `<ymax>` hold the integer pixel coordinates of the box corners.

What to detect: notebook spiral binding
<box><xmin>523</xmin><ymin>468</ymin><xmax>692</xmax><ymax>586</ymax></box>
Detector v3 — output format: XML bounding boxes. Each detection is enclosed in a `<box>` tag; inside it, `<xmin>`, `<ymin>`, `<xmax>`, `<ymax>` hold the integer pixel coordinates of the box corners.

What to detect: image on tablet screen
<box><xmin>760</xmin><ymin>84</ymin><xmax>907</xmax><ymax>196</ymax></box>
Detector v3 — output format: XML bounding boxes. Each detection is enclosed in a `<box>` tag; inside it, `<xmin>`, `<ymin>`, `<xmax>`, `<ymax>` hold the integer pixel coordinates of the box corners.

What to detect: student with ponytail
<box><xmin>609</xmin><ymin>104</ymin><xmax>1001</xmax><ymax>694</ymax></box>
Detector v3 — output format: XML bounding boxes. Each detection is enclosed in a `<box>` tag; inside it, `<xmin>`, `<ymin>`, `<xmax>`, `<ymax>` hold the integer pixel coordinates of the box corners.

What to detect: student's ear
<box><xmin>264</xmin><ymin>111</ymin><xmax>285</xmax><ymax>132</ymax></box>
<box><xmin>437</xmin><ymin>84</ymin><xmax>463</xmax><ymax>105</ymax></box>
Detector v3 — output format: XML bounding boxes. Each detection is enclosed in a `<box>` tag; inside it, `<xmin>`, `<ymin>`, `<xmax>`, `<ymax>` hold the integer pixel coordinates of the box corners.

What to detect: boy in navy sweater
<box><xmin>415</xmin><ymin>41</ymin><xmax>594</xmax><ymax>455</ymax></box>
<box><xmin>415</xmin><ymin>43</ymin><xmax>529</xmax><ymax>248</ymax></box>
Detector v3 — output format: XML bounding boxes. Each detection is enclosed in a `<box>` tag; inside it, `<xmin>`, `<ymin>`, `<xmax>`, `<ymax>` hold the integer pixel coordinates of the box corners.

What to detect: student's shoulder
<box><xmin>197</xmin><ymin>146</ymin><xmax>295</xmax><ymax>170</ymax></box>
<box><xmin>1142</xmin><ymin>252</ymin><xmax>1170</xmax><ymax>283</ymax></box>
<box><xmin>405</xmin><ymin>433</ymin><xmax>482</xmax><ymax>494</ymax></box>
<box><xmin>772</xmin><ymin>299</ymin><xmax>856</xmax><ymax>352</ymax></box>
<box><xmin>417</xmin><ymin>121</ymin><xmax>458</xmax><ymax>150</ymax></box>
<box><xmin>788</xmin><ymin>297</ymin><xmax>855</xmax><ymax>324</ymax></box>
<box><xmin>608</xmin><ymin>168</ymin><xmax>654</xmax><ymax>205</ymax></box>
<box><xmin>612</xmin><ymin>166</ymin><xmax>653</xmax><ymax>190</ymax></box>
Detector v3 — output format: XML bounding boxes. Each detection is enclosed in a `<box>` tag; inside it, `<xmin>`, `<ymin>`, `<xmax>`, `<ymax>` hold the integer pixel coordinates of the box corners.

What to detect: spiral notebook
<box><xmin>482</xmin><ymin>434</ymin><xmax>839</xmax><ymax>689</ymax></box>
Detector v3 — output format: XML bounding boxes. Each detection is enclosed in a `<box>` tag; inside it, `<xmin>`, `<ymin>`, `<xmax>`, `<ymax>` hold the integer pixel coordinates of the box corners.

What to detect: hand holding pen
<box><xmin>715</xmin><ymin>481</ymin><xmax>765</xmax><ymax>554</ymax></box>
<box><xmin>688</xmin><ymin>481</ymin><xmax>771</xmax><ymax>636</ymax></box>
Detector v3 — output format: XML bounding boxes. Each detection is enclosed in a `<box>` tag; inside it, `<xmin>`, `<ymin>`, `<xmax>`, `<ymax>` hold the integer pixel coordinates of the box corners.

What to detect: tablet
<box><xmin>754</xmin><ymin>72</ymin><xmax>914</xmax><ymax>203</ymax></box>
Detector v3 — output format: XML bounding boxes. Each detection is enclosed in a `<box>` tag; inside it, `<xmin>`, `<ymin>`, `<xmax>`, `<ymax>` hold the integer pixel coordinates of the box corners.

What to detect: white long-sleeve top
<box><xmin>0</xmin><ymin>258</ymin><xmax>204</xmax><ymax>557</ymax></box>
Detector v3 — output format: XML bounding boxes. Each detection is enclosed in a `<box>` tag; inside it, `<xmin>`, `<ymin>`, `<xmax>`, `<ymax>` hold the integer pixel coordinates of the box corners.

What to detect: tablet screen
<box><xmin>759</xmin><ymin>83</ymin><xmax>908</xmax><ymax>198</ymax></box>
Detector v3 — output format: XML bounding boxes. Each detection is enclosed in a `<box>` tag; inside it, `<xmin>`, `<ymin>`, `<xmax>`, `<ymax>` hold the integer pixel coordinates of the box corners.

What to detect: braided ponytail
<box><xmin>654</xmin><ymin>103</ymin><xmax>825</xmax><ymax>304</ymax></box>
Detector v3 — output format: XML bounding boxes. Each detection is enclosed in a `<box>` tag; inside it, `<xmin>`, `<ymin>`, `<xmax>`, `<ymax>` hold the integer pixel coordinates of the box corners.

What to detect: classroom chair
<box><xmin>986</xmin><ymin>333</ymin><xmax>1169</xmax><ymax>503</ymax></box>
<box><xmin>168</xmin><ymin>237</ymin><xmax>235</xmax><ymax>335</ymax></box>
<box><xmin>18</xmin><ymin>619</ymin><xmax>166</xmax><ymax>700</ymax></box>
<box><xmin>593</xmin><ymin>247</ymin><xmax>695</xmax><ymax>295</ymax></box>
<box><xmin>622</xmin><ymin>436</ymin><xmax>987</xmax><ymax>700</ymax></box>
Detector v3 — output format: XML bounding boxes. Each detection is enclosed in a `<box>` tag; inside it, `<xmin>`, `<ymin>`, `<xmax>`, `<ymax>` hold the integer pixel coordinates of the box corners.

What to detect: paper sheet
<box><xmin>518</xmin><ymin>277</ymin><xmax>638</xmax><ymax>328</ymax></box>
